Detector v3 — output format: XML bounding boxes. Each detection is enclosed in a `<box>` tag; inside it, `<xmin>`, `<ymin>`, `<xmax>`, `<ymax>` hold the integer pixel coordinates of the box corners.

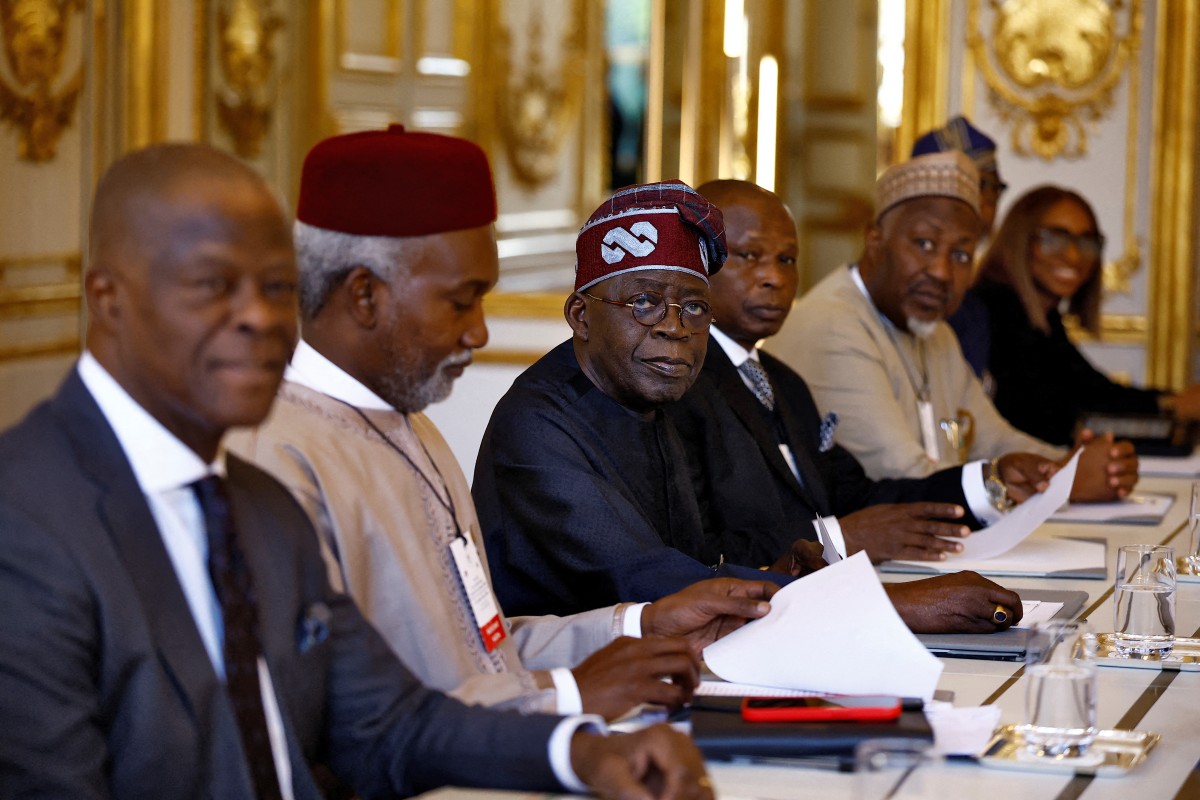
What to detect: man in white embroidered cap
<box><xmin>769</xmin><ymin>151</ymin><xmax>1139</xmax><ymax>504</ymax></box>
<box><xmin>473</xmin><ymin>181</ymin><xmax>1026</xmax><ymax>637</ymax></box>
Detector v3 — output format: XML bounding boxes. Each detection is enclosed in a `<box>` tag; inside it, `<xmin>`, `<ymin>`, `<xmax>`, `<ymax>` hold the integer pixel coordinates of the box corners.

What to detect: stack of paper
<box><xmin>703</xmin><ymin>552</ymin><xmax>944</xmax><ymax>699</ymax></box>
<box><xmin>885</xmin><ymin>452</ymin><xmax>1105</xmax><ymax>578</ymax></box>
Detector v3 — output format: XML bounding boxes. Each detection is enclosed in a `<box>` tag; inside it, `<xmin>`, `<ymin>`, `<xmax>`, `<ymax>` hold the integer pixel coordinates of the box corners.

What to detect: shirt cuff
<box><xmin>548</xmin><ymin>714</ymin><xmax>608</xmax><ymax>793</ymax></box>
<box><xmin>962</xmin><ymin>459</ymin><xmax>1003</xmax><ymax>526</ymax></box>
<box><xmin>621</xmin><ymin>602</ymin><xmax>649</xmax><ymax>637</ymax></box>
<box><xmin>550</xmin><ymin>667</ymin><xmax>583</xmax><ymax>715</ymax></box>
<box><xmin>810</xmin><ymin>515</ymin><xmax>847</xmax><ymax>562</ymax></box>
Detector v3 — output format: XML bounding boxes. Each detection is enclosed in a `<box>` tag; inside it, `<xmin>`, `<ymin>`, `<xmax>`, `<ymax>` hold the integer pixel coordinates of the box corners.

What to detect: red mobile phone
<box><xmin>740</xmin><ymin>695</ymin><xmax>903</xmax><ymax>723</ymax></box>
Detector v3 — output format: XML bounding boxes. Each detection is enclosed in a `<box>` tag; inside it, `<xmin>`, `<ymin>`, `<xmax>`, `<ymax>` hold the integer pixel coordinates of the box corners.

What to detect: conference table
<box><xmin>421</xmin><ymin>474</ymin><xmax>1200</xmax><ymax>799</ymax></box>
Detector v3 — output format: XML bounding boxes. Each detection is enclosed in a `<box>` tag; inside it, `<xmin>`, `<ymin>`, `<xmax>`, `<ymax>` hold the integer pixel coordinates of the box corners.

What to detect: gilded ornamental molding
<box><xmin>968</xmin><ymin>0</ymin><xmax>1141</xmax><ymax>160</ymax></box>
<box><xmin>215</xmin><ymin>0</ymin><xmax>282</xmax><ymax>158</ymax></box>
<box><xmin>0</xmin><ymin>0</ymin><xmax>83</xmax><ymax>162</ymax></box>
<box><xmin>495</xmin><ymin>1</ymin><xmax>584</xmax><ymax>188</ymax></box>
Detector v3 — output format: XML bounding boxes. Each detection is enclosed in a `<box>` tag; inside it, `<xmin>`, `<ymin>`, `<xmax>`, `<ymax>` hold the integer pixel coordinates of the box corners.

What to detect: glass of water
<box><xmin>1023</xmin><ymin>621</ymin><xmax>1097</xmax><ymax>757</ymax></box>
<box><xmin>1180</xmin><ymin>482</ymin><xmax>1200</xmax><ymax>576</ymax></box>
<box><xmin>1113</xmin><ymin>544</ymin><xmax>1176</xmax><ymax>655</ymax></box>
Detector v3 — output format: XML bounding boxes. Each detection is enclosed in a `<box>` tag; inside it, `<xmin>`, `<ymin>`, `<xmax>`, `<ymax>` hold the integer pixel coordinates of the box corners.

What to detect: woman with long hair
<box><xmin>962</xmin><ymin>185</ymin><xmax>1200</xmax><ymax>446</ymax></box>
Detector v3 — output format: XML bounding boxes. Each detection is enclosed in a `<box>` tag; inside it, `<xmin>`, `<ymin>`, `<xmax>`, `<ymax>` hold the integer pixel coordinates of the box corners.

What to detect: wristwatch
<box><xmin>985</xmin><ymin>457</ymin><xmax>1015</xmax><ymax>512</ymax></box>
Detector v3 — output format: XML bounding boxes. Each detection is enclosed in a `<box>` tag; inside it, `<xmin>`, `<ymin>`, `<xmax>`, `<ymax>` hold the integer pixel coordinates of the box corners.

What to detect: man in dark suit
<box><xmin>0</xmin><ymin>143</ymin><xmax>711</xmax><ymax>799</ymax></box>
<box><xmin>475</xmin><ymin>181</ymin><xmax>1026</xmax><ymax>636</ymax></box>
<box><xmin>669</xmin><ymin>179</ymin><xmax>1057</xmax><ymax>572</ymax></box>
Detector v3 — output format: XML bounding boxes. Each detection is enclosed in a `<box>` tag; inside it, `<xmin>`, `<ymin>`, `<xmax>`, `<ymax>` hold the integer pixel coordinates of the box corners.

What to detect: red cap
<box><xmin>574</xmin><ymin>181</ymin><xmax>726</xmax><ymax>291</ymax></box>
<box><xmin>297</xmin><ymin>124</ymin><xmax>497</xmax><ymax>237</ymax></box>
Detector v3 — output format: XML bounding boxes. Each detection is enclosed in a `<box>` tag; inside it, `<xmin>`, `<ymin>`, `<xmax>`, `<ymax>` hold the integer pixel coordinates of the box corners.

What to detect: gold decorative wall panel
<box><xmin>215</xmin><ymin>0</ymin><xmax>282</xmax><ymax>158</ymax></box>
<box><xmin>0</xmin><ymin>252</ymin><xmax>80</xmax><ymax>361</ymax></box>
<box><xmin>1147</xmin><ymin>1</ymin><xmax>1200</xmax><ymax>390</ymax></box>
<box><xmin>335</xmin><ymin>0</ymin><xmax>401</xmax><ymax>74</ymax></box>
<box><xmin>897</xmin><ymin>0</ymin><xmax>949</xmax><ymax>158</ymax></box>
<box><xmin>494</xmin><ymin>1</ymin><xmax>584</xmax><ymax>188</ymax></box>
<box><xmin>967</xmin><ymin>0</ymin><xmax>1141</xmax><ymax>160</ymax></box>
<box><xmin>0</xmin><ymin>0</ymin><xmax>84</xmax><ymax>162</ymax></box>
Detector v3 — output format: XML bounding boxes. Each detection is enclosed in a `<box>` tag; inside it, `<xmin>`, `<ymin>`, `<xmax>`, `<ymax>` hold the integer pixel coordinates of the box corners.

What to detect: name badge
<box><xmin>449</xmin><ymin>533</ymin><xmax>506</xmax><ymax>652</ymax></box>
<box><xmin>917</xmin><ymin>399</ymin><xmax>940</xmax><ymax>464</ymax></box>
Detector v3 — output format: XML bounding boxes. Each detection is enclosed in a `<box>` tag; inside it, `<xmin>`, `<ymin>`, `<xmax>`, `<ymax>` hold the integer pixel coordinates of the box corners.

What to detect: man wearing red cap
<box><xmin>0</xmin><ymin>142</ymin><xmax>714</xmax><ymax>799</ymax></box>
<box><xmin>229</xmin><ymin>127</ymin><xmax>779</xmax><ymax>724</ymax></box>
<box><xmin>473</xmin><ymin>182</ymin><xmax>1024</xmax><ymax>636</ymax></box>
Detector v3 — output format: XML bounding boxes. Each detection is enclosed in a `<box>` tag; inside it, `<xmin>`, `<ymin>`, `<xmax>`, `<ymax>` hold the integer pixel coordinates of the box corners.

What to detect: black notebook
<box><xmin>687</xmin><ymin>696</ymin><xmax>932</xmax><ymax>763</ymax></box>
<box><xmin>915</xmin><ymin>589</ymin><xmax>1089</xmax><ymax>660</ymax></box>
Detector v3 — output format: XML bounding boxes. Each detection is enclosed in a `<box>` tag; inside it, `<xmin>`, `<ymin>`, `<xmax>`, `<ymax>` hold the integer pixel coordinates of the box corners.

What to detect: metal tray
<box><xmin>979</xmin><ymin>724</ymin><xmax>1160</xmax><ymax>776</ymax></box>
<box><xmin>1092</xmin><ymin>634</ymin><xmax>1200</xmax><ymax>671</ymax></box>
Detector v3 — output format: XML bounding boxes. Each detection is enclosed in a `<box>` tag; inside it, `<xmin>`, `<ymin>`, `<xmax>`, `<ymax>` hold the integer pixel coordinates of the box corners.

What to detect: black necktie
<box><xmin>192</xmin><ymin>475</ymin><xmax>284</xmax><ymax>800</ymax></box>
<box><xmin>739</xmin><ymin>358</ymin><xmax>776</xmax><ymax>411</ymax></box>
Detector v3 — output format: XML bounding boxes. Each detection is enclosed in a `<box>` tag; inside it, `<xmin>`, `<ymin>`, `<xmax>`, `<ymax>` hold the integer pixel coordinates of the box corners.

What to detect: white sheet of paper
<box><xmin>1014</xmin><ymin>600</ymin><xmax>1063</xmax><ymax>628</ymax></box>
<box><xmin>702</xmin><ymin>552</ymin><xmax>944</xmax><ymax>699</ymax></box>
<box><xmin>1140</xmin><ymin>450</ymin><xmax>1200</xmax><ymax>477</ymax></box>
<box><xmin>696</xmin><ymin>681</ymin><xmax>820</xmax><ymax>697</ymax></box>
<box><xmin>815</xmin><ymin>513</ymin><xmax>842</xmax><ymax>564</ymax></box>
<box><xmin>1049</xmin><ymin>493</ymin><xmax>1173</xmax><ymax>524</ymax></box>
<box><xmin>889</xmin><ymin>536</ymin><xmax>1105</xmax><ymax>577</ymax></box>
<box><xmin>951</xmin><ymin>451</ymin><xmax>1081</xmax><ymax>560</ymax></box>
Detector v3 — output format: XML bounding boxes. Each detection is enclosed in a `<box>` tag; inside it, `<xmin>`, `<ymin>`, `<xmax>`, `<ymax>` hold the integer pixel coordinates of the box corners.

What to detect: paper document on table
<box><xmin>696</xmin><ymin>681</ymin><xmax>821</xmax><ymax>697</ymax></box>
<box><xmin>1049</xmin><ymin>493</ymin><xmax>1173</xmax><ymax>525</ymax></box>
<box><xmin>952</xmin><ymin>451</ymin><xmax>1080</xmax><ymax>561</ymax></box>
<box><xmin>1015</xmin><ymin>600</ymin><xmax>1063</xmax><ymax>628</ymax></box>
<box><xmin>703</xmin><ymin>552</ymin><xmax>944</xmax><ymax>699</ymax></box>
<box><xmin>1140</xmin><ymin>450</ymin><xmax>1200</xmax><ymax>477</ymax></box>
<box><xmin>885</xmin><ymin>536</ymin><xmax>1105</xmax><ymax>578</ymax></box>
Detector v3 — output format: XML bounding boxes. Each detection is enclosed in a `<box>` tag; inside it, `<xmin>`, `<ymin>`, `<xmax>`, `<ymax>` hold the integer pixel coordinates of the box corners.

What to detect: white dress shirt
<box><xmin>77</xmin><ymin>351</ymin><xmax>296</xmax><ymax>799</ymax></box>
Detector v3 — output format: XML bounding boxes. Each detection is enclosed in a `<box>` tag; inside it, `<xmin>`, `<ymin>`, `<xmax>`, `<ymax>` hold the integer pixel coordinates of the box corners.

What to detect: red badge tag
<box><xmin>449</xmin><ymin>533</ymin><xmax>507</xmax><ymax>652</ymax></box>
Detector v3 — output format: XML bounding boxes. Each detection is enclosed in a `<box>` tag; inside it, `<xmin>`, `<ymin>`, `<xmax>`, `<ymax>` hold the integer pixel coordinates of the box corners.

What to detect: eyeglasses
<box><xmin>1034</xmin><ymin>226</ymin><xmax>1105</xmax><ymax>261</ymax></box>
<box><xmin>582</xmin><ymin>291</ymin><xmax>713</xmax><ymax>329</ymax></box>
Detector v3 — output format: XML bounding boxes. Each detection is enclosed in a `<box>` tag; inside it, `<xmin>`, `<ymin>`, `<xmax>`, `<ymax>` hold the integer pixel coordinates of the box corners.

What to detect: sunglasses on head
<box><xmin>1034</xmin><ymin>226</ymin><xmax>1105</xmax><ymax>261</ymax></box>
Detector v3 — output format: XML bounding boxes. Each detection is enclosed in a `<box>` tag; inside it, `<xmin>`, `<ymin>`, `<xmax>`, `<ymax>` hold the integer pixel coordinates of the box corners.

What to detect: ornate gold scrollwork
<box><xmin>215</xmin><ymin>0</ymin><xmax>282</xmax><ymax>159</ymax></box>
<box><xmin>496</xmin><ymin>1</ymin><xmax>584</xmax><ymax>188</ymax></box>
<box><xmin>968</xmin><ymin>0</ymin><xmax>1141</xmax><ymax>160</ymax></box>
<box><xmin>0</xmin><ymin>0</ymin><xmax>83</xmax><ymax>162</ymax></box>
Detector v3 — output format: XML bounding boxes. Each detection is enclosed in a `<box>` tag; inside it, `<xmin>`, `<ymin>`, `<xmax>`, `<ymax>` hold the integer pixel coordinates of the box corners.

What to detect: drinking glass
<box><xmin>1113</xmin><ymin>544</ymin><xmax>1176</xmax><ymax>655</ymax></box>
<box><xmin>1179</xmin><ymin>482</ymin><xmax>1200</xmax><ymax>576</ymax></box>
<box><xmin>1023</xmin><ymin>621</ymin><xmax>1097</xmax><ymax>757</ymax></box>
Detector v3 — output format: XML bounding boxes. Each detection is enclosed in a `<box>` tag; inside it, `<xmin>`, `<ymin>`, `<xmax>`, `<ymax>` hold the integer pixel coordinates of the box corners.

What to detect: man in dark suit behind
<box><xmin>0</xmin><ymin>143</ymin><xmax>710</xmax><ymax>799</ymax></box>
<box><xmin>668</xmin><ymin>180</ymin><xmax>1057</xmax><ymax>573</ymax></box>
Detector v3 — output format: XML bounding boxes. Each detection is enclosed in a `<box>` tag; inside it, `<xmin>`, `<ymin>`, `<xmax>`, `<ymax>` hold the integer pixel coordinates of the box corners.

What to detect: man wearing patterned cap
<box><xmin>473</xmin><ymin>181</ymin><xmax>1029</xmax><ymax>637</ymax></box>
<box><xmin>912</xmin><ymin>115</ymin><xmax>1007</xmax><ymax>235</ymax></box>
<box><xmin>768</xmin><ymin>152</ymin><xmax>1138</xmax><ymax>504</ymax></box>
<box><xmin>228</xmin><ymin>127</ymin><xmax>779</xmax><ymax>727</ymax></box>
<box><xmin>912</xmin><ymin>115</ymin><xmax>1007</xmax><ymax>378</ymax></box>
<box><xmin>473</xmin><ymin>182</ymin><xmax>797</xmax><ymax>618</ymax></box>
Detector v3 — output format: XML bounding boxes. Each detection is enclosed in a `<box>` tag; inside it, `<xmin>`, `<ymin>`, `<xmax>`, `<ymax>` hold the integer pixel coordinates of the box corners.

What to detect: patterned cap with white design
<box><xmin>875</xmin><ymin>151</ymin><xmax>981</xmax><ymax>222</ymax></box>
<box><xmin>574</xmin><ymin>181</ymin><xmax>727</xmax><ymax>292</ymax></box>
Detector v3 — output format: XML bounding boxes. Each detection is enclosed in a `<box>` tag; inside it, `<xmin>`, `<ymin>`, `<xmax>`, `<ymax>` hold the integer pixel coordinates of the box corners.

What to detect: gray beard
<box><xmin>377</xmin><ymin>351</ymin><xmax>471</xmax><ymax>413</ymax></box>
<box><xmin>906</xmin><ymin>317</ymin><xmax>939</xmax><ymax>339</ymax></box>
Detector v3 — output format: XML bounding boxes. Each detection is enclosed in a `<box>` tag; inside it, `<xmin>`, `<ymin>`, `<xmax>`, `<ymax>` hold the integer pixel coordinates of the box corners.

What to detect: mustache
<box><xmin>441</xmin><ymin>351</ymin><xmax>473</xmax><ymax>369</ymax></box>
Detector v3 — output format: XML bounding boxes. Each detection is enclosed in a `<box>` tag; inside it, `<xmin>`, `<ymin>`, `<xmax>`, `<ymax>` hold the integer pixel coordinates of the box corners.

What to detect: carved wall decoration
<box><xmin>0</xmin><ymin>0</ymin><xmax>83</xmax><ymax>162</ymax></box>
<box><xmin>495</xmin><ymin>1</ymin><xmax>585</xmax><ymax>188</ymax></box>
<box><xmin>968</xmin><ymin>0</ymin><xmax>1141</xmax><ymax>160</ymax></box>
<box><xmin>215</xmin><ymin>0</ymin><xmax>282</xmax><ymax>158</ymax></box>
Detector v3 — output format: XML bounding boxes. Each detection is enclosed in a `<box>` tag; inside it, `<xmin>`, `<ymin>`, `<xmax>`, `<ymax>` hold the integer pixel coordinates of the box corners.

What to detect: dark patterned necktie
<box><xmin>739</xmin><ymin>358</ymin><xmax>776</xmax><ymax>412</ymax></box>
<box><xmin>192</xmin><ymin>475</ymin><xmax>284</xmax><ymax>800</ymax></box>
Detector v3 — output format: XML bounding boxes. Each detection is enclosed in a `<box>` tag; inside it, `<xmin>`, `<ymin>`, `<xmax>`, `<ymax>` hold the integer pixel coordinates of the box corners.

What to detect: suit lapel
<box><xmin>703</xmin><ymin>346</ymin><xmax>824</xmax><ymax>511</ymax></box>
<box><xmin>52</xmin><ymin>371</ymin><xmax>219</xmax><ymax>725</ymax></box>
